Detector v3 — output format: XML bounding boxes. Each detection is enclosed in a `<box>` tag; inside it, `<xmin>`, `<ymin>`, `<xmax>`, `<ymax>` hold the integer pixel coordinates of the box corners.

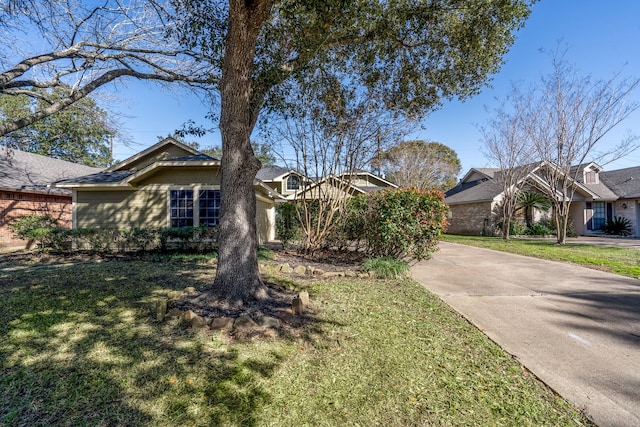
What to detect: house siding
<box><xmin>0</xmin><ymin>191</ymin><xmax>72</xmax><ymax>250</ymax></box>
<box><xmin>447</xmin><ymin>202</ymin><xmax>494</xmax><ymax>235</ymax></box>
<box><xmin>135</xmin><ymin>167</ymin><xmax>221</xmax><ymax>186</ymax></box>
<box><xmin>256</xmin><ymin>197</ymin><xmax>275</xmax><ymax>244</ymax></box>
<box><xmin>76</xmin><ymin>190</ymin><xmax>167</xmax><ymax>229</ymax></box>
<box><xmin>125</xmin><ymin>145</ymin><xmax>195</xmax><ymax>171</ymax></box>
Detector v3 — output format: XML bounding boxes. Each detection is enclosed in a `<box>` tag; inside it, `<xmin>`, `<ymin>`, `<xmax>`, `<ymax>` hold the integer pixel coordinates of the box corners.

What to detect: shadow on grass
<box><xmin>0</xmin><ymin>259</ymin><xmax>329</xmax><ymax>426</ymax></box>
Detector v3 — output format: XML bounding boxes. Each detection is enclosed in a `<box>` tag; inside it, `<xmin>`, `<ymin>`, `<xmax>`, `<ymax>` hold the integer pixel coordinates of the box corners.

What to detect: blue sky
<box><xmin>108</xmin><ymin>0</ymin><xmax>640</xmax><ymax>175</ymax></box>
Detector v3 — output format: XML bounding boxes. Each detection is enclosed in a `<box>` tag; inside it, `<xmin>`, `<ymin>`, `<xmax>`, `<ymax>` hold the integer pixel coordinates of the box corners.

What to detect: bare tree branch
<box><xmin>0</xmin><ymin>0</ymin><xmax>212</xmax><ymax>138</ymax></box>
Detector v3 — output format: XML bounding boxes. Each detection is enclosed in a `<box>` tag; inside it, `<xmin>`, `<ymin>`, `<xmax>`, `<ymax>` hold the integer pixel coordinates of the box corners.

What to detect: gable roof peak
<box><xmin>106</xmin><ymin>137</ymin><xmax>202</xmax><ymax>172</ymax></box>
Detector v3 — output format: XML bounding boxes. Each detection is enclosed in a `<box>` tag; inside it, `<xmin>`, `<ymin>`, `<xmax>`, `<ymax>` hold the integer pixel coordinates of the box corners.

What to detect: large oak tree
<box><xmin>173</xmin><ymin>0</ymin><xmax>534</xmax><ymax>304</ymax></box>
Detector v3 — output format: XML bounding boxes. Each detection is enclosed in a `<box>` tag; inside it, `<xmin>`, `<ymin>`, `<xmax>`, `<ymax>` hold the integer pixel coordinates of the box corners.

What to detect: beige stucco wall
<box><xmin>446</xmin><ymin>202</ymin><xmax>494</xmax><ymax>235</ymax></box>
<box><xmin>75</xmin><ymin>190</ymin><xmax>167</xmax><ymax>229</ymax></box>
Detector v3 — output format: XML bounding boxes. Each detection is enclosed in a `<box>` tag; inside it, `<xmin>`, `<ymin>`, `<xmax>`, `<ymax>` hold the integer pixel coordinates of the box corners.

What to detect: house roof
<box><xmin>447</xmin><ymin>162</ymin><xmax>640</xmax><ymax>205</ymax></box>
<box><xmin>256</xmin><ymin>165</ymin><xmax>295</xmax><ymax>181</ymax></box>
<box><xmin>444</xmin><ymin>179</ymin><xmax>503</xmax><ymax>204</ymax></box>
<box><xmin>600</xmin><ymin>166</ymin><xmax>640</xmax><ymax>199</ymax></box>
<box><xmin>0</xmin><ymin>148</ymin><xmax>103</xmax><ymax>195</ymax></box>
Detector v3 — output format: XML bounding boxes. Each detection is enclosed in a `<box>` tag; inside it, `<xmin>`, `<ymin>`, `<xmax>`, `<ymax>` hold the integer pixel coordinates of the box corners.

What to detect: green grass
<box><xmin>443</xmin><ymin>234</ymin><xmax>640</xmax><ymax>279</ymax></box>
<box><xmin>0</xmin><ymin>256</ymin><xmax>591</xmax><ymax>426</ymax></box>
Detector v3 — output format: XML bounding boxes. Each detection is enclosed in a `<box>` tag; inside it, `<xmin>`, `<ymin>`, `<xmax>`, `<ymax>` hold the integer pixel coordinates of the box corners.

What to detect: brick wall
<box><xmin>0</xmin><ymin>190</ymin><xmax>72</xmax><ymax>250</ymax></box>
<box><xmin>446</xmin><ymin>201</ymin><xmax>494</xmax><ymax>235</ymax></box>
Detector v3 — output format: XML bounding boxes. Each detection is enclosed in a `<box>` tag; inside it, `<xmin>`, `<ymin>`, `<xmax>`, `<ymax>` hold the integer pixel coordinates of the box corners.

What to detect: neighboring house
<box><xmin>293</xmin><ymin>170</ymin><xmax>398</xmax><ymax>200</ymax></box>
<box><xmin>0</xmin><ymin>148</ymin><xmax>103</xmax><ymax>250</ymax></box>
<box><xmin>445</xmin><ymin>162</ymin><xmax>640</xmax><ymax>237</ymax></box>
<box><xmin>338</xmin><ymin>170</ymin><xmax>398</xmax><ymax>193</ymax></box>
<box><xmin>258</xmin><ymin>166</ymin><xmax>397</xmax><ymax>201</ymax></box>
<box><xmin>55</xmin><ymin>138</ymin><xmax>283</xmax><ymax>244</ymax></box>
<box><xmin>256</xmin><ymin>165</ymin><xmax>309</xmax><ymax>199</ymax></box>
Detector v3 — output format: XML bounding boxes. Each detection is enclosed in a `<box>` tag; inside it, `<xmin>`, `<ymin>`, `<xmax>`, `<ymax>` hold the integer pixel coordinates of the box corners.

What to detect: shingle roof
<box><xmin>600</xmin><ymin>166</ymin><xmax>640</xmax><ymax>199</ymax></box>
<box><xmin>170</xmin><ymin>154</ymin><xmax>218</xmax><ymax>162</ymax></box>
<box><xmin>256</xmin><ymin>165</ymin><xmax>290</xmax><ymax>181</ymax></box>
<box><xmin>445</xmin><ymin>179</ymin><xmax>503</xmax><ymax>204</ymax></box>
<box><xmin>0</xmin><ymin>148</ymin><xmax>103</xmax><ymax>195</ymax></box>
<box><xmin>55</xmin><ymin>170</ymin><xmax>135</xmax><ymax>185</ymax></box>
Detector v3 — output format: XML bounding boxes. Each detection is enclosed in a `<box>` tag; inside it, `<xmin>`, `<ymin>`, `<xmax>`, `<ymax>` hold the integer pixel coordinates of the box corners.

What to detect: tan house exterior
<box><xmin>445</xmin><ymin>162</ymin><xmax>640</xmax><ymax>237</ymax></box>
<box><xmin>55</xmin><ymin>138</ymin><xmax>282</xmax><ymax>244</ymax></box>
<box><xmin>0</xmin><ymin>149</ymin><xmax>102</xmax><ymax>251</ymax></box>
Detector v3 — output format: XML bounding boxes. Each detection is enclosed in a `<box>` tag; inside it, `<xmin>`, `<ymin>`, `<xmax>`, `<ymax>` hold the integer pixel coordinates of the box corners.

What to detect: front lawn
<box><xmin>442</xmin><ymin>234</ymin><xmax>640</xmax><ymax>279</ymax></box>
<box><xmin>1</xmin><ymin>255</ymin><xmax>591</xmax><ymax>426</ymax></box>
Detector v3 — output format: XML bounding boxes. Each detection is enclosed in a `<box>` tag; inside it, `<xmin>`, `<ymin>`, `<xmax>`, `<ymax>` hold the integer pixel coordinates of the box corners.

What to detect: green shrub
<box><xmin>71</xmin><ymin>228</ymin><xmax>119</xmax><ymax>253</ymax></box>
<box><xmin>603</xmin><ymin>216</ymin><xmax>633</xmax><ymax>236</ymax></box>
<box><xmin>276</xmin><ymin>202</ymin><xmax>301</xmax><ymax>248</ymax></box>
<box><xmin>508</xmin><ymin>220</ymin><xmax>527</xmax><ymax>236</ymax></box>
<box><xmin>366</xmin><ymin>188</ymin><xmax>448</xmax><ymax>261</ymax></box>
<box><xmin>325</xmin><ymin>194</ymin><xmax>369</xmax><ymax>250</ymax></box>
<box><xmin>524</xmin><ymin>223</ymin><xmax>554</xmax><ymax>236</ymax></box>
<box><xmin>122</xmin><ymin>227</ymin><xmax>159</xmax><ymax>251</ymax></box>
<box><xmin>8</xmin><ymin>214</ymin><xmax>70</xmax><ymax>251</ymax></box>
<box><xmin>362</xmin><ymin>257</ymin><xmax>409</xmax><ymax>279</ymax></box>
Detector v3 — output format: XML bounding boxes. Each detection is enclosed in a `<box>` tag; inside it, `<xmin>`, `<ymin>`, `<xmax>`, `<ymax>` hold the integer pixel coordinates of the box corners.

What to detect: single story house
<box><xmin>55</xmin><ymin>138</ymin><xmax>283</xmax><ymax>245</ymax></box>
<box><xmin>0</xmin><ymin>148</ymin><xmax>102</xmax><ymax>251</ymax></box>
<box><xmin>445</xmin><ymin>162</ymin><xmax>640</xmax><ymax>237</ymax></box>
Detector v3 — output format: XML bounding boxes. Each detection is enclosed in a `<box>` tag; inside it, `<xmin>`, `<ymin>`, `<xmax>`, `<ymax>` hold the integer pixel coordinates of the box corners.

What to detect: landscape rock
<box><xmin>280</xmin><ymin>263</ymin><xmax>293</xmax><ymax>274</ymax></box>
<box><xmin>293</xmin><ymin>265</ymin><xmax>307</xmax><ymax>275</ymax></box>
<box><xmin>183</xmin><ymin>286</ymin><xmax>197</xmax><ymax>294</ymax></box>
<box><xmin>165</xmin><ymin>308</ymin><xmax>183</xmax><ymax>318</ymax></box>
<box><xmin>259</xmin><ymin>316</ymin><xmax>281</xmax><ymax>328</ymax></box>
<box><xmin>292</xmin><ymin>296</ymin><xmax>304</xmax><ymax>314</ymax></box>
<box><xmin>182</xmin><ymin>310</ymin><xmax>207</xmax><ymax>328</ymax></box>
<box><xmin>312</xmin><ymin>268</ymin><xmax>324</xmax><ymax>276</ymax></box>
<box><xmin>298</xmin><ymin>291</ymin><xmax>310</xmax><ymax>306</ymax></box>
<box><xmin>345</xmin><ymin>270</ymin><xmax>357</xmax><ymax>278</ymax></box>
<box><xmin>234</xmin><ymin>314</ymin><xmax>258</xmax><ymax>330</ymax></box>
<box><xmin>210</xmin><ymin>317</ymin><xmax>234</xmax><ymax>330</ymax></box>
<box><xmin>167</xmin><ymin>290</ymin><xmax>183</xmax><ymax>300</ymax></box>
<box><xmin>358</xmin><ymin>273</ymin><xmax>370</xmax><ymax>278</ymax></box>
<box><xmin>323</xmin><ymin>271</ymin><xmax>345</xmax><ymax>278</ymax></box>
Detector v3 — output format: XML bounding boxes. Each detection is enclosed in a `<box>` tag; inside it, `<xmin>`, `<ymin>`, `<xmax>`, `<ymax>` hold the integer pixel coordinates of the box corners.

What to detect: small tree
<box><xmin>480</xmin><ymin>99</ymin><xmax>535</xmax><ymax>240</ymax></box>
<box><xmin>521</xmin><ymin>51</ymin><xmax>640</xmax><ymax>244</ymax></box>
<box><xmin>272</xmin><ymin>81</ymin><xmax>408</xmax><ymax>254</ymax></box>
<box><xmin>516</xmin><ymin>191</ymin><xmax>550</xmax><ymax>228</ymax></box>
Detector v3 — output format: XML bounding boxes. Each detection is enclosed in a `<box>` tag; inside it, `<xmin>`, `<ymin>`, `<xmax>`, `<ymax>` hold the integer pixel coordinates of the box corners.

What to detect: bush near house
<box><xmin>8</xmin><ymin>214</ymin><xmax>219</xmax><ymax>253</ymax></box>
<box><xmin>277</xmin><ymin>189</ymin><xmax>448</xmax><ymax>261</ymax></box>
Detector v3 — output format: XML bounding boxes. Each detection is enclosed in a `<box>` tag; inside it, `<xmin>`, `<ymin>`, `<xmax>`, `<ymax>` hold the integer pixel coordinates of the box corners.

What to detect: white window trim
<box><xmin>167</xmin><ymin>185</ymin><xmax>220</xmax><ymax>227</ymax></box>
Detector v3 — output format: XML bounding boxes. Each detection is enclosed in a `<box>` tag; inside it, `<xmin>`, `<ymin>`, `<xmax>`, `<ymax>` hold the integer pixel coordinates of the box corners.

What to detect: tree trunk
<box><xmin>212</xmin><ymin>0</ymin><xmax>270</xmax><ymax>305</ymax></box>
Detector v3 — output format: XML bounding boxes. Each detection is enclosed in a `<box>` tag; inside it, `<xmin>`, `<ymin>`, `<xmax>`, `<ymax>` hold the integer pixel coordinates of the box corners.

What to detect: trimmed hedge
<box><xmin>8</xmin><ymin>215</ymin><xmax>218</xmax><ymax>253</ymax></box>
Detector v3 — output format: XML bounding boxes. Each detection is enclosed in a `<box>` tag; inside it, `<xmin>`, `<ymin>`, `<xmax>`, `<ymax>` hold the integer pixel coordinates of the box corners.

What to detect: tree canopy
<box><xmin>171</xmin><ymin>0</ymin><xmax>535</xmax><ymax>304</ymax></box>
<box><xmin>0</xmin><ymin>0</ymin><xmax>209</xmax><ymax>137</ymax></box>
<box><xmin>381</xmin><ymin>140</ymin><xmax>461</xmax><ymax>190</ymax></box>
<box><xmin>0</xmin><ymin>86</ymin><xmax>114</xmax><ymax>166</ymax></box>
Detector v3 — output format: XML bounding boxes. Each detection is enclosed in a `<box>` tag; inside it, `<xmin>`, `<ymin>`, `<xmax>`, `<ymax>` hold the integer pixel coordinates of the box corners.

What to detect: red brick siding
<box><xmin>0</xmin><ymin>191</ymin><xmax>72</xmax><ymax>250</ymax></box>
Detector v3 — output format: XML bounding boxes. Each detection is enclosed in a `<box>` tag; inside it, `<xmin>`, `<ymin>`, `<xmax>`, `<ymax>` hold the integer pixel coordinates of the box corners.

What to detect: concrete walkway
<box><xmin>411</xmin><ymin>242</ymin><xmax>640</xmax><ymax>427</ymax></box>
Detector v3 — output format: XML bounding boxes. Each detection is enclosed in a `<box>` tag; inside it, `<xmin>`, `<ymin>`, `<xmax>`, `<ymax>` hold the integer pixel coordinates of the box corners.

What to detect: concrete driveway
<box><xmin>411</xmin><ymin>242</ymin><xmax>640</xmax><ymax>427</ymax></box>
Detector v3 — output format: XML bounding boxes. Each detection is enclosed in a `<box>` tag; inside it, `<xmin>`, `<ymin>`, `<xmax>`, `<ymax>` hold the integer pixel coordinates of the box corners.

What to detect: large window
<box><xmin>199</xmin><ymin>189</ymin><xmax>221</xmax><ymax>227</ymax></box>
<box><xmin>286</xmin><ymin>175</ymin><xmax>300</xmax><ymax>191</ymax></box>
<box><xmin>170</xmin><ymin>188</ymin><xmax>220</xmax><ymax>227</ymax></box>
<box><xmin>587</xmin><ymin>201</ymin><xmax>611</xmax><ymax>231</ymax></box>
<box><xmin>170</xmin><ymin>190</ymin><xmax>194</xmax><ymax>227</ymax></box>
